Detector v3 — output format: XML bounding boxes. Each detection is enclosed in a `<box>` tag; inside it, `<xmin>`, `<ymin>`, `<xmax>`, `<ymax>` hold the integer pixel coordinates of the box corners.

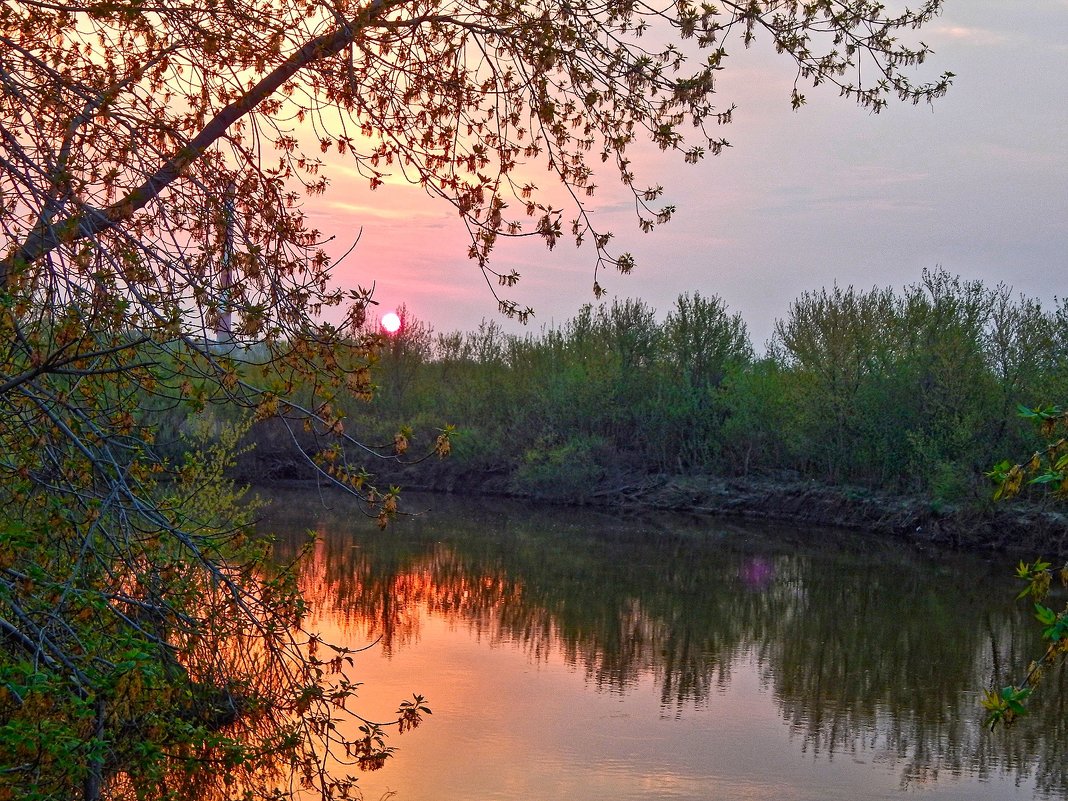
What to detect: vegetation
<box><xmin>984</xmin><ymin>406</ymin><xmax>1068</xmax><ymax>730</ymax></box>
<box><xmin>340</xmin><ymin>270</ymin><xmax>1068</xmax><ymax>507</ymax></box>
<box><xmin>0</xmin><ymin>0</ymin><xmax>954</xmax><ymax>797</ymax></box>
<box><xmin>0</xmin><ymin>328</ymin><xmax>433</xmax><ymax>800</ymax></box>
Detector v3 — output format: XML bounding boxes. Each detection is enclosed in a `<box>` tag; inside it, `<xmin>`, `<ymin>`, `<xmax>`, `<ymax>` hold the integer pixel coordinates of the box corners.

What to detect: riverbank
<box><xmin>582</xmin><ymin>473</ymin><xmax>1068</xmax><ymax>556</ymax></box>
<box><xmin>253</xmin><ymin>460</ymin><xmax>1068</xmax><ymax>557</ymax></box>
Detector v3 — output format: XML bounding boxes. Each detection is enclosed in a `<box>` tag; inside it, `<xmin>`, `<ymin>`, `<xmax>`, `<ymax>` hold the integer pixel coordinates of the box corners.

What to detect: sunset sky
<box><xmin>306</xmin><ymin>1</ymin><xmax>1068</xmax><ymax>349</ymax></box>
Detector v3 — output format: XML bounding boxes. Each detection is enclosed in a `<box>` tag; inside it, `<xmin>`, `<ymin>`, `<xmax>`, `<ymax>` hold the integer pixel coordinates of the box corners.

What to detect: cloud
<box><xmin>928</xmin><ymin>25</ymin><xmax>1009</xmax><ymax>46</ymax></box>
<box><xmin>318</xmin><ymin>199</ymin><xmax>445</xmax><ymax>222</ymax></box>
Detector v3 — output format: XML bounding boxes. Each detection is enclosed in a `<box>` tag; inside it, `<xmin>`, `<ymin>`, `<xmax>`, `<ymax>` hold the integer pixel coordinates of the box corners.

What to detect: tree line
<box><xmin>321</xmin><ymin>268</ymin><xmax>1066</xmax><ymax>504</ymax></box>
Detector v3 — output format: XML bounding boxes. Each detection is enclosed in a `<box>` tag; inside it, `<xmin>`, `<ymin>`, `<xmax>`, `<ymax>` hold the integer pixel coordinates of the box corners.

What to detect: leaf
<box><xmin>1017</xmin><ymin>403</ymin><xmax>1040</xmax><ymax>419</ymax></box>
<box><xmin>1028</xmin><ymin>472</ymin><xmax>1062</xmax><ymax>485</ymax></box>
<box><xmin>1035</xmin><ymin>604</ymin><xmax>1057</xmax><ymax>626</ymax></box>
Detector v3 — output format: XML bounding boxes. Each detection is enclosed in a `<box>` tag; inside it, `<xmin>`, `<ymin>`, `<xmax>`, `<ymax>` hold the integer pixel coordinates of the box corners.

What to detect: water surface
<box><xmin>264</xmin><ymin>489</ymin><xmax>1067</xmax><ymax>801</ymax></box>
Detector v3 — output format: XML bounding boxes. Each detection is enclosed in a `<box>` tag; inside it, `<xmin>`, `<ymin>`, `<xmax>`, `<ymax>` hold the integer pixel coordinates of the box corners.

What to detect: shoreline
<box><xmin>251</xmin><ymin>469</ymin><xmax>1068</xmax><ymax>558</ymax></box>
<box><xmin>590</xmin><ymin>474</ymin><xmax>1068</xmax><ymax>557</ymax></box>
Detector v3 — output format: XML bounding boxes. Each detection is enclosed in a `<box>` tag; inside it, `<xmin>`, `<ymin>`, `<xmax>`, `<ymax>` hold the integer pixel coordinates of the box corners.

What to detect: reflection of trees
<box><xmin>757</xmin><ymin>558</ymin><xmax>1067</xmax><ymax>796</ymax></box>
<box><xmin>273</xmin><ymin>499</ymin><xmax>759</xmax><ymax>700</ymax></box>
<box><xmin>265</xmin><ymin>490</ymin><xmax>1066</xmax><ymax>796</ymax></box>
<box><xmin>297</xmin><ymin>531</ymin><xmax>528</xmax><ymax>656</ymax></box>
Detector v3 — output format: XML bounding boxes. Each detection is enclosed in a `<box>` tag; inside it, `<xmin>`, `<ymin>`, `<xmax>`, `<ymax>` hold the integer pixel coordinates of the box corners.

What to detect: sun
<box><xmin>381</xmin><ymin>311</ymin><xmax>401</xmax><ymax>334</ymax></box>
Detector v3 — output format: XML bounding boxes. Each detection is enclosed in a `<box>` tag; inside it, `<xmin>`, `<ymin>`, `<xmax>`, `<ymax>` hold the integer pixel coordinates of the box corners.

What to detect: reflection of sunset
<box><xmin>297</xmin><ymin>534</ymin><xmax>525</xmax><ymax>655</ymax></box>
<box><xmin>264</xmin><ymin>489</ymin><xmax>1067</xmax><ymax>801</ymax></box>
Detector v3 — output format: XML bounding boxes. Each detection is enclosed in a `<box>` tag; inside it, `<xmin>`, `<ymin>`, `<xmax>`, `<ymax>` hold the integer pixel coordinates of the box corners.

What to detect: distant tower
<box><xmin>216</xmin><ymin>182</ymin><xmax>235</xmax><ymax>343</ymax></box>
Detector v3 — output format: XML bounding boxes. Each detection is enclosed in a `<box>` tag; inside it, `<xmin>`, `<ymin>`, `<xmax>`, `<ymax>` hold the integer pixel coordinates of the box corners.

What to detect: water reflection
<box><xmin>265</xmin><ymin>489</ymin><xmax>1066</xmax><ymax>800</ymax></box>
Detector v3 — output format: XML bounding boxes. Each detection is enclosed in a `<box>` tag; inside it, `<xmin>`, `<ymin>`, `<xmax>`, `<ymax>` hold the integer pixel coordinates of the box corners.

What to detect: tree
<box><xmin>1</xmin><ymin>0</ymin><xmax>951</xmax><ymax>797</ymax></box>
<box><xmin>771</xmin><ymin>283</ymin><xmax>901</xmax><ymax>481</ymax></box>
<box><xmin>664</xmin><ymin>292</ymin><xmax>752</xmax><ymax>390</ymax></box>
<box><xmin>656</xmin><ymin>292</ymin><xmax>753</xmax><ymax>467</ymax></box>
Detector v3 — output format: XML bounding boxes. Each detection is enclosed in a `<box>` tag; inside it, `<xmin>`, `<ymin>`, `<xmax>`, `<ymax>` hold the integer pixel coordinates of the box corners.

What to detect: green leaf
<box><xmin>1028</xmin><ymin>472</ymin><xmax>1062</xmax><ymax>485</ymax></box>
<box><xmin>1035</xmin><ymin>604</ymin><xmax>1057</xmax><ymax>625</ymax></box>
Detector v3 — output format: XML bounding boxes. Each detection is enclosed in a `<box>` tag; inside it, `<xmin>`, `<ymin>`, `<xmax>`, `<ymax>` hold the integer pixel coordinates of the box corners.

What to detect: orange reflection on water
<box><xmin>296</xmin><ymin>532</ymin><xmax>525</xmax><ymax>657</ymax></box>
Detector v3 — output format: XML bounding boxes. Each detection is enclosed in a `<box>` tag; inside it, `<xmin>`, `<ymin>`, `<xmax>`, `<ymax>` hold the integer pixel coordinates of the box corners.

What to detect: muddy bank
<box><xmin>586</xmin><ymin>473</ymin><xmax>1067</xmax><ymax>556</ymax></box>
<box><xmin>370</xmin><ymin>469</ymin><xmax>1068</xmax><ymax>557</ymax></box>
<box><xmin>233</xmin><ymin>438</ymin><xmax>1066</xmax><ymax>556</ymax></box>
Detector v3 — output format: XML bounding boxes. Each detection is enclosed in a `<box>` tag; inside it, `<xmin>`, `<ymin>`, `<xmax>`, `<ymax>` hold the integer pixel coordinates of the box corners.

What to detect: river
<box><xmin>263</xmin><ymin>487</ymin><xmax>1067</xmax><ymax>801</ymax></box>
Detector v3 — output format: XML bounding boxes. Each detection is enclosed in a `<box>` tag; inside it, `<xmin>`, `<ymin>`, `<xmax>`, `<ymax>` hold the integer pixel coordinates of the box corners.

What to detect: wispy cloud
<box><xmin>928</xmin><ymin>24</ymin><xmax>1009</xmax><ymax>46</ymax></box>
<box><xmin>319</xmin><ymin>199</ymin><xmax>445</xmax><ymax>222</ymax></box>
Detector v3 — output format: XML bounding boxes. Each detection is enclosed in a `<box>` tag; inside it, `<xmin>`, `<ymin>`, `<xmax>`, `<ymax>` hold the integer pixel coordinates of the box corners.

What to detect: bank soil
<box><xmin>236</xmin><ymin>441</ymin><xmax>1066</xmax><ymax>556</ymax></box>
<box><xmin>390</xmin><ymin>470</ymin><xmax>1068</xmax><ymax>557</ymax></box>
<box><xmin>583</xmin><ymin>474</ymin><xmax>1068</xmax><ymax>556</ymax></box>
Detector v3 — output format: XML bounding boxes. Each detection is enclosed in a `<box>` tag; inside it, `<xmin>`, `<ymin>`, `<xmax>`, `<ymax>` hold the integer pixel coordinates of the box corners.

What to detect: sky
<box><xmin>305</xmin><ymin>1</ymin><xmax>1068</xmax><ymax>349</ymax></box>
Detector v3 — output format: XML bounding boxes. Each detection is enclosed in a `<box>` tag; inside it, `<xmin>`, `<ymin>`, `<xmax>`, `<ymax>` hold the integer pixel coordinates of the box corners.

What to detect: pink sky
<box><xmin>304</xmin><ymin>1</ymin><xmax>1068</xmax><ymax>348</ymax></box>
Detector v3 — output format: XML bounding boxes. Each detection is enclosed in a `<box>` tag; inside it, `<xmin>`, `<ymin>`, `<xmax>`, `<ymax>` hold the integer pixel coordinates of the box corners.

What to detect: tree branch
<box><xmin>0</xmin><ymin>0</ymin><xmax>396</xmax><ymax>289</ymax></box>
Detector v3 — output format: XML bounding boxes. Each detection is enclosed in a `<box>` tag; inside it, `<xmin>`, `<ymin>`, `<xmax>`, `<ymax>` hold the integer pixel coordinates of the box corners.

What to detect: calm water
<box><xmin>264</xmin><ymin>488</ymin><xmax>1067</xmax><ymax>801</ymax></box>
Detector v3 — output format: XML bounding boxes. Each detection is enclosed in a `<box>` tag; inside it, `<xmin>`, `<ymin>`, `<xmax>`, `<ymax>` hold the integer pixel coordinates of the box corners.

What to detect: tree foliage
<box><xmin>0</xmin><ymin>0</ymin><xmax>953</xmax><ymax>797</ymax></box>
<box><xmin>0</xmin><ymin>402</ymin><xmax>431</xmax><ymax>800</ymax></box>
<box><xmin>346</xmin><ymin>272</ymin><xmax>1066</xmax><ymax>505</ymax></box>
<box><xmin>984</xmin><ymin>406</ymin><xmax>1068</xmax><ymax>730</ymax></box>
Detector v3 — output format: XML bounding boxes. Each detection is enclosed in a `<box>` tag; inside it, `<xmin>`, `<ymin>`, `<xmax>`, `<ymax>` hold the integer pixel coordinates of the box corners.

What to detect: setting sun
<box><xmin>381</xmin><ymin>311</ymin><xmax>401</xmax><ymax>334</ymax></box>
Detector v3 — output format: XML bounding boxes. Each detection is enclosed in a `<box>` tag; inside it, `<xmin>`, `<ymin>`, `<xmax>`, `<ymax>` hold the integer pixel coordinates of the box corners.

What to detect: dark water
<box><xmin>263</xmin><ymin>488</ymin><xmax>1067</xmax><ymax>801</ymax></box>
